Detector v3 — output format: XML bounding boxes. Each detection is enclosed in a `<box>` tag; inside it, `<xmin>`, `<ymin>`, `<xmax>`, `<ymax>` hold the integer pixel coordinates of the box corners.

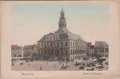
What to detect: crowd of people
<box><xmin>74</xmin><ymin>56</ymin><xmax>108</xmax><ymax>71</ymax></box>
<box><xmin>58</xmin><ymin>56</ymin><xmax>108</xmax><ymax>71</ymax></box>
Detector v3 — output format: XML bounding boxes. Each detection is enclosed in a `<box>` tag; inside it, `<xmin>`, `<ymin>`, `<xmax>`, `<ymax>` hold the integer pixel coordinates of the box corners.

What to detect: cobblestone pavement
<box><xmin>11</xmin><ymin>59</ymin><xmax>108</xmax><ymax>71</ymax></box>
<box><xmin>11</xmin><ymin>60</ymin><xmax>78</xmax><ymax>71</ymax></box>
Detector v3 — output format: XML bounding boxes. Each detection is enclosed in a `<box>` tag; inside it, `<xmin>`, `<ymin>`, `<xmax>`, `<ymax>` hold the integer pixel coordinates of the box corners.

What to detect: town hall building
<box><xmin>37</xmin><ymin>9</ymin><xmax>87</xmax><ymax>61</ymax></box>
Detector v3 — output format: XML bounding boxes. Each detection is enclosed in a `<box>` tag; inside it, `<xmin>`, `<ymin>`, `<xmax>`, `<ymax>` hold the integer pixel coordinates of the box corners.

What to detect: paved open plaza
<box><xmin>12</xmin><ymin>60</ymin><xmax>76</xmax><ymax>71</ymax></box>
<box><xmin>11</xmin><ymin>57</ymin><xmax>108</xmax><ymax>71</ymax></box>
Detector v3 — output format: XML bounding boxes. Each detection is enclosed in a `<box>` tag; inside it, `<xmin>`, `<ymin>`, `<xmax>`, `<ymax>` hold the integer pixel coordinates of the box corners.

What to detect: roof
<box><xmin>11</xmin><ymin>45</ymin><xmax>21</xmax><ymax>49</ymax></box>
<box><xmin>86</xmin><ymin>42</ymin><xmax>92</xmax><ymax>48</ymax></box>
<box><xmin>90</xmin><ymin>45</ymin><xmax>94</xmax><ymax>49</ymax></box>
<box><xmin>24</xmin><ymin>44</ymin><xmax>38</xmax><ymax>49</ymax></box>
<box><xmin>95</xmin><ymin>41</ymin><xmax>108</xmax><ymax>47</ymax></box>
<box><xmin>38</xmin><ymin>29</ymin><xmax>84</xmax><ymax>42</ymax></box>
<box><xmin>67</xmin><ymin>31</ymin><xmax>84</xmax><ymax>40</ymax></box>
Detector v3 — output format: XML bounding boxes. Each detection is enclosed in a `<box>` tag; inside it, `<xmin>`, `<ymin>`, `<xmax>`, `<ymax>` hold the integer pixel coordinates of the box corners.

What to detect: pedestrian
<box><xmin>28</xmin><ymin>60</ymin><xmax>30</xmax><ymax>66</ymax></box>
<box><xmin>40</xmin><ymin>66</ymin><xmax>42</xmax><ymax>70</ymax></box>
<box><xmin>12</xmin><ymin>62</ymin><xmax>14</xmax><ymax>66</ymax></box>
<box><xmin>11</xmin><ymin>59</ymin><xmax>14</xmax><ymax>66</ymax></box>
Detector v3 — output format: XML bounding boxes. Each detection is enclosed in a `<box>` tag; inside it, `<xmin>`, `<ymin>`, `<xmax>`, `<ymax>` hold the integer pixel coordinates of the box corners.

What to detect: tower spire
<box><xmin>58</xmin><ymin>9</ymin><xmax>67</xmax><ymax>30</ymax></box>
<box><xmin>60</xmin><ymin>9</ymin><xmax>64</xmax><ymax>17</ymax></box>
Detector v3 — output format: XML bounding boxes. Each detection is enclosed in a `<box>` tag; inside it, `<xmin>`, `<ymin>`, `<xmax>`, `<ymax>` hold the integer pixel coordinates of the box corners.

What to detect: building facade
<box><xmin>86</xmin><ymin>42</ymin><xmax>95</xmax><ymax>57</ymax></box>
<box><xmin>37</xmin><ymin>9</ymin><xmax>87</xmax><ymax>61</ymax></box>
<box><xmin>11</xmin><ymin>45</ymin><xmax>23</xmax><ymax>59</ymax></box>
<box><xmin>94</xmin><ymin>41</ymin><xmax>109</xmax><ymax>57</ymax></box>
<box><xmin>23</xmin><ymin>44</ymin><xmax>39</xmax><ymax>59</ymax></box>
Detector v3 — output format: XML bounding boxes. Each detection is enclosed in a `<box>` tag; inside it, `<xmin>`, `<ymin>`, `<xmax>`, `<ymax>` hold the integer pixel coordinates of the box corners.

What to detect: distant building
<box><xmin>23</xmin><ymin>44</ymin><xmax>39</xmax><ymax>59</ymax></box>
<box><xmin>86</xmin><ymin>42</ymin><xmax>92</xmax><ymax>55</ymax></box>
<box><xmin>11</xmin><ymin>45</ymin><xmax>23</xmax><ymax>59</ymax></box>
<box><xmin>89</xmin><ymin>45</ymin><xmax>95</xmax><ymax>56</ymax></box>
<box><xmin>94</xmin><ymin>41</ymin><xmax>109</xmax><ymax>57</ymax></box>
<box><xmin>86</xmin><ymin>42</ymin><xmax>95</xmax><ymax>57</ymax></box>
<box><xmin>23</xmin><ymin>45</ymin><xmax>33</xmax><ymax>58</ymax></box>
<box><xmin>37</xmin><ymin>9</ymin><xmax>87</xmax><ymax>61</ymax></box>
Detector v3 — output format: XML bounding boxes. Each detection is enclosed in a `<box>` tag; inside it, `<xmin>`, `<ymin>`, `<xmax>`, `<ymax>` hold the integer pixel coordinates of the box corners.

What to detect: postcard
<box><xmin>0</xmin><ymin>1</ymin><xmax>120</xmax><ymax>79</ymax></box>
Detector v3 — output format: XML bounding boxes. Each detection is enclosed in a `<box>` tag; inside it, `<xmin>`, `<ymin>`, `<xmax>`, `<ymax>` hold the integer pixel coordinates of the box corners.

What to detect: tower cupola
<box><xmin>58</xmin><ymin>9</ymin><xmax>67</xmax><ymax>30</ymax></box>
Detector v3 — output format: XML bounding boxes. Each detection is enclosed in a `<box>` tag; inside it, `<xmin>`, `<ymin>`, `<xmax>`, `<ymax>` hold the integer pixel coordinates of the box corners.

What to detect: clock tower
<box><xmin>58</xmin><ymin>9</ymin><xmax>67</xmax><ymax>31</ymax></box>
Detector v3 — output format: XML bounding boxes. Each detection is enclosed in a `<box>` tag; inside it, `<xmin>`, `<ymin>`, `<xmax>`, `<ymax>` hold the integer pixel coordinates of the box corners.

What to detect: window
<box><xmin>44</xmin><ymin>43</ymin><xmax>46</xmax><ymax>47</ymax></box>
<box><xmin>73</xmin><ymin>50</ymin><xmax>74</xmax><ymax>54</ymax></box>
<box><xmin>74</xmin><ymin>50</ymin><xmax>76</xmax><ymax>54</ymax></box>
<box><xmin>61</xmin><ymin>42</ymin><xmax>63</xmax><ymax>47</ymax></box>
<box><xmin>41</xmin><ymin>43</ymin><xmax>43</xmax><ymax>47</ymax></box>
<box><xmin>57</xmin><ymin>42</ymin><xmax>59</xmax><ymax>47</ymax></box>
<box><xmin>65</xmin><ymin>42</ymin><xmax>68</xmax><ymax>46</ymax></box>
<box><xmin>100</xmin><ymin>48</ymin><xmax>104</xmax><ymax>52</ymax></box>
<box><xmin>43</xmin><ymin>43</ymin><xmax>44</xmax><ymax>47</ymax></box>
<box><xmin>96</xmin><ymin>48</ymin><xmax>99</xmax><ymax>52</ymax></box>
<box><xmin>44</xmin><ymin>50</ymin><xmax>46</xmax><ymax>55</ymax></box>
<box><xmin>57</xmin><ymin>35</ymin><xmax>59</xmax><ymax>40</ymax></box>
<box><xmin>51</xmin><ymin>36</ymin><xmax>53</xmax><ymax>41</ymax></box>
<box><xmin>105</xmin><ymin>48</ymin><xmax>108</xmax><ymax>52</ymax></box>
<box><xmin>53</xmin><ymin>43</ymin><xmax>55</xmax><ymax>47</ymax></box>
<box><xmin>71</xmin><ymin>42</ymin><xmax>72</xmax><ymax>46</ymax></box>
<box><xmin>71</xmin><ymin>49</ymin><xmax>72</xmax><ymax>54</ymax></box>
<box><xmin>102</xmin><ymin>48</ymin><xmax>104</xmax><ymax>52</ymax></box>
<box><xmin>50</xmin><ymin>43</ymin><xmax>52</xmax><ymax>47</ymax></box>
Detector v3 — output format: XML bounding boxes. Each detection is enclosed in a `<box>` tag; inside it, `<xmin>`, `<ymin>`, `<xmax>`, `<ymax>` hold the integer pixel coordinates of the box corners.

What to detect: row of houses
<box><xmin>11</xmin><ymin>41</ymin><xmax>108</xmax><ymax>60</ymax></box>
<box><xmin>86</xmin><ymin>41</ymin><xmax>108</xmax><ymax>57</ymax></box>
<box><xmin>11</xmin><ymin>44</ymin><xmax>39</xmax><ymax>60</ymax></box>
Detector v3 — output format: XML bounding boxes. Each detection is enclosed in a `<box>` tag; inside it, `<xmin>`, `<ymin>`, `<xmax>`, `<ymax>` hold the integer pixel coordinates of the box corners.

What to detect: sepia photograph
<box><xmin>10</xmin><ymin>2</ymin><xmax>109</xmax><ymax>71</ymax></box>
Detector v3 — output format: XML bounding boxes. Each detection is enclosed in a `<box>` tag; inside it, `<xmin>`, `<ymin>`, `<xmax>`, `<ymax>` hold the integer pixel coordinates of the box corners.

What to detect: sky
<box><xmin>10</xmin><ymin>2</ymin><xmax>110</xmax><ymax>46</ymax></box>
